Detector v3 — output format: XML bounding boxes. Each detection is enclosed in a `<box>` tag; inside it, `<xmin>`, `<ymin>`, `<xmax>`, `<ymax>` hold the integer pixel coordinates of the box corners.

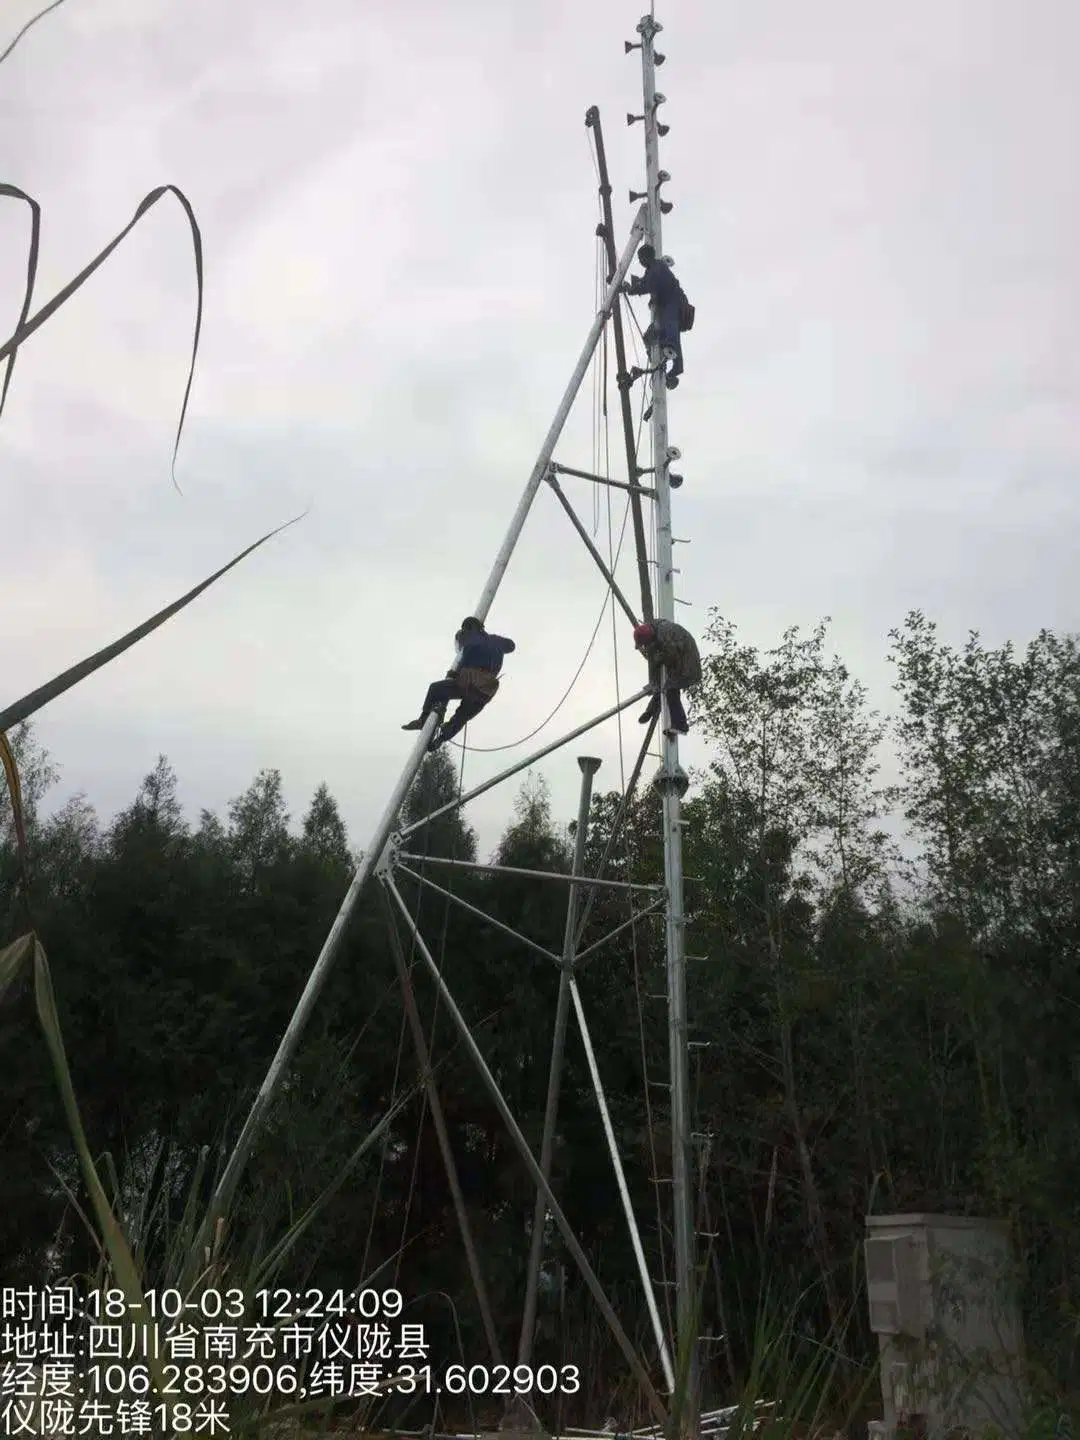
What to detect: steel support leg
<box><xmin>382</xmin><ymin>873</ymin><xmax>668</xmax><ymax>1428</ymax></box>
<box><xmin>518</xmin><ymin>756</ymin><xmax>601</xmax><ymax>1368</ymax></box>
<box><xmin>574</xmin><ymin>715</ymin><xmax>658</xmax><ymax>947</ymax></box>
<box><xmin>586</xmin><ymin>104</ymin><xmax>655</xmax><ymax>625</ymax></box>
<box><xmin>545</xmin><ymin>469</ymin><xmax>639</xmax><ymax>626</ymax></box>
<box><xmin>378</xmin><ymin>887</ymin><xmax>503</xmax><ymax>1368</ymax></box>
<box><xmin>569</xmin><ymin>972</ymin><xmax>675</xmax><ymax>1392</ymax></box>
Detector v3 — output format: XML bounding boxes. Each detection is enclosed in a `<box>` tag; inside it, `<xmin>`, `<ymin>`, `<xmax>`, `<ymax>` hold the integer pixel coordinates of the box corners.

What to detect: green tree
<box><xmin>692</xmin><ymin>613</ymin><xmax>900</xmax><ymax>1334</ymax></box>
<box><xmin>889</xmin><ymin>614</ymin><xmax>1080</xmax><ymax>1379</ymax></box>
<box><xmin>227</xmin><ymin>768</ymin><xmax>293</xmax><ymax>885</ymax></box>
<box><xmin>300</xmin><ymin>782</ymin><xmax>351</xmax><ymax>870</ymax></box>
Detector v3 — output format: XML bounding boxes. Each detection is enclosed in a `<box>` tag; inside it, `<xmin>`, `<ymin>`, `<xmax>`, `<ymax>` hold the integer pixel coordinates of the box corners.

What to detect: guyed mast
<box><xmin>209</xmin><ymin>10</ymin><xmax>701</xmax><ymax>1434</ymax></box>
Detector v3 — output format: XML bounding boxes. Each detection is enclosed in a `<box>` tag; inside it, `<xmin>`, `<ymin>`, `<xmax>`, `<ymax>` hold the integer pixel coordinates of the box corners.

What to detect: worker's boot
<box><xmin>403</xmin><ymin>706</ymin><xmax>443</xmax><ymax>732</ymax></box>
<box><xmin>431</xmin><ymin>713</ymin><xmax>463</xmax><ymax>749</ymax></box>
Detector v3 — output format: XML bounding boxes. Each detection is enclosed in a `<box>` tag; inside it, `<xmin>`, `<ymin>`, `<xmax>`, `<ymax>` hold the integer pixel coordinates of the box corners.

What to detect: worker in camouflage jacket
<box><xmin>633</xmin><ymin>620</ymin><xmax>701</xmax><ymax>735</ymax></box>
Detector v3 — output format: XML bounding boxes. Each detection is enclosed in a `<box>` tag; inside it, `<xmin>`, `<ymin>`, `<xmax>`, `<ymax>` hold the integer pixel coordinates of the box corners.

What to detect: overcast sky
<box><xmin>2</xmin><ymin>0</ymin><xmax>1078</xmax><ymax>859</ymax></box>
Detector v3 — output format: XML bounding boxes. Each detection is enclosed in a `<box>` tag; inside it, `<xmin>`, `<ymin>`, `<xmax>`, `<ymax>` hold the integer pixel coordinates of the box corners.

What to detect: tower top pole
<box><xmin>632</xmin><ymin>10</ymin><xmax>700</xmax><ymax>1429</ymax></box>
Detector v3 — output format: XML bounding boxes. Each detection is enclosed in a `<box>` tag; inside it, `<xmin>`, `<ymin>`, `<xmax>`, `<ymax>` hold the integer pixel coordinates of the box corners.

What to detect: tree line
<box><xmin>2</xmin><ymin>609</ymin><xmax>1079</xmax><ymax>1425</ymax></box>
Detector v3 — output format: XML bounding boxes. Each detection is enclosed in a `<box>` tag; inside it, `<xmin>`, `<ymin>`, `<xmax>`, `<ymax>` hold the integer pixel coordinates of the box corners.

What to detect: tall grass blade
<box><xmin>0</xmin><ymin>513</ymin><xmax>305</xmax><ymax>733</ymax></box>
<box><xmin>246</xmin><ymin>1081</ymin><xmax>422</xmax><ymax>1290</ymax></box>
<box><xmin>0</xmin><ymin>186</ymin><xmax>41</xmax><ymax>418</ymax></box>
<box><xmin>665</xmin><ymin>1274</ymin><xmax>707</xmax><ymax>1439</ymax></box>
<box><xmin>719</xmin><ymin>1282</ymin><xmax>872</xmax><ymax>1440</ymax></box>
<box><xmin>0</xmin><ymin>730</ymin><xmax>27</xmax><ymax>856</ymax></box>
<box><xmin>170</xmin><ymin>1144</ymin><xmax>212</xmax><ymax>1279</ymax></box>
<box><xmin>124</xmin><ymin>1137</ymin><xmax>166</xmax><ymax>1272</ymax></box>
<box><xmin>0</xmin><ymin>0</ymin><xmax>69</xmax><ymax>68</ymax></box>
<box><xmin>0</xmin><ymin>184</ymin><xmax>203</xmax><ymax>491</ymax></box>
<box><xmin>30</xmin><ymin>935</ymin><xmax>168</xmax><ymax>1393</ymax></box>
<box><xmin>0</xmin><ymin>931</ymin><xmax>33</xmax><ymax>1005</ymax></box>
<box><xmin>44</xmin><ymin>1151</ymin><xmax>108</xmax><ymax>1269</ymax></box>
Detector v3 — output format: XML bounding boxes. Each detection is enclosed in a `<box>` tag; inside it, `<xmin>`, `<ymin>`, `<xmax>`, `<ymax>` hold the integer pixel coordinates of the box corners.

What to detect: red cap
<box><xmin>633</xmin><ymin>623</ymin><xmax>654</xmax><ymax>646</ymax></box>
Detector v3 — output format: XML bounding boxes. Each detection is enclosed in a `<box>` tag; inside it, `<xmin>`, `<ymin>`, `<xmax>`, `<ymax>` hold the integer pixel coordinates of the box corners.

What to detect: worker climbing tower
<box><xmin>209</xmin><ymin>11</ymin><xmax>702</xmax><ymax>1435</ymax></box>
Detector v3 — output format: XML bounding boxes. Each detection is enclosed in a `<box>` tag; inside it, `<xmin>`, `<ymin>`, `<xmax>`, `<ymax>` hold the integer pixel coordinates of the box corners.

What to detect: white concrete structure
<box><xmin>865</xmin><ymin>1214</ymin><xmax>1027</xmax><ymax>1440</ymax></box>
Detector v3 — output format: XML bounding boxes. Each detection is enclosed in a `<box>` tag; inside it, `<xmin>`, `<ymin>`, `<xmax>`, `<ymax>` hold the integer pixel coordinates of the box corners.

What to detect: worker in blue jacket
<box><xmin>625</xmin><ymin>243</ymin><xmax>686</xmax><ymax>390</ymax></box>
<box><xmin>402</xmin><ymin>616</ymin><xmax>516</xmax><ymax>749</ymax></box>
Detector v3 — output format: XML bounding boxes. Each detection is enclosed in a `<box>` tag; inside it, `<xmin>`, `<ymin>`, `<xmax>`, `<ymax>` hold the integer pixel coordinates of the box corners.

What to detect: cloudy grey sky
<box><xmin>3</xmin><ymin>0</ymin><xmax>1078</xmax><ymax>857</ymax></box>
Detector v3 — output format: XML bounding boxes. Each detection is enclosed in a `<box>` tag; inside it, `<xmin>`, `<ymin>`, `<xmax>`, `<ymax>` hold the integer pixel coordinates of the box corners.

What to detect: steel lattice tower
<box><xmin>208</xmin><ymin>12</ymin><xmax>701</xmax><ymax>1435</ymax></box>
